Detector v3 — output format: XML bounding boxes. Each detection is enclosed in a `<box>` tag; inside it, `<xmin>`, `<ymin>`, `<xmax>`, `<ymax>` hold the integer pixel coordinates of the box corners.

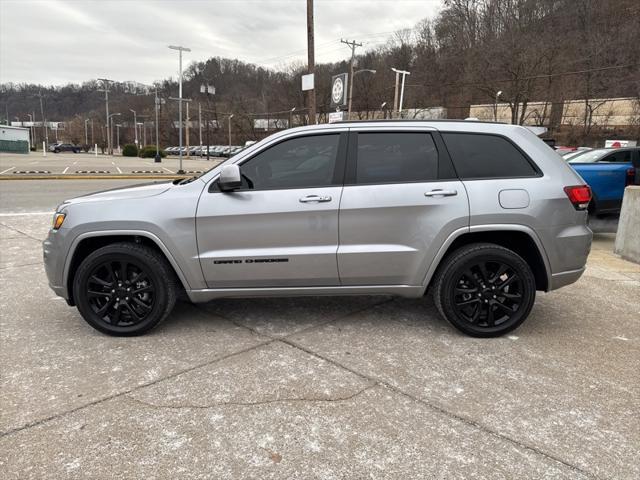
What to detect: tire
<box><xmin>54</xmin><ymin>149</ymin><xmax>60</xmax><ymax>153</ymax></box>
<box><xmin>432</xmin><ymin>243</ymin><xmax>536</xmax><ymax>337</ymax></box>
<box><xmin>72</xmin><ymin>242</ymin><xmax>177</xmax><ymax>336</ymax></box>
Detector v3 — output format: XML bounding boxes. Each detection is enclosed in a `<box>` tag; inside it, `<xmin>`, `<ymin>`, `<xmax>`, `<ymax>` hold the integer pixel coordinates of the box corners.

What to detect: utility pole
<box><xmin>97</xmin><ymin>79</ymin><xmax>112</xmax><ymax>153</ymax></box>
<box><xmin>169</xmin><ymin>45</ymin><xmax>191</xmax><ymax>174</ymax></box>
<box><xmin>306</xmin><ymin>0</ymin><xmax>316</xmax><ymax>124</ymax></box>
<box><xmin>90</xmin><ymin>119</ymin><xmax>94</xmax><ymax>146</ymax></box>
<box><xmin>84</xmin><ymin>118</ymin><xmax>89</xmax><ymax>145</ymax></box>
<box><xmin>37</xmin><ymin>90</ymin><xmax>48</xmax><ymax>148</ymax></box>
<box><xmin>341</xmin><ymin>39</ymin><xmax>363</xmax><ymax>120</ymax></box>
<box><xmin>392</xmin><ymin>71</ymin><xmax>400</xmax><ymax>114</ymax></box>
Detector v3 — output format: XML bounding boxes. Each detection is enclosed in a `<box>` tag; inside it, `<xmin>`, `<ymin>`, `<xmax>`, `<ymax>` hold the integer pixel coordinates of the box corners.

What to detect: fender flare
<box><xmin>420</xmin><ymin>224</ymin><xmax>552</xmax><ymax>292</ymax></box>
<box><xmin>63</xmin><ymin>230</ymin><xmax>192</xmax><ymax>294</ymax></box>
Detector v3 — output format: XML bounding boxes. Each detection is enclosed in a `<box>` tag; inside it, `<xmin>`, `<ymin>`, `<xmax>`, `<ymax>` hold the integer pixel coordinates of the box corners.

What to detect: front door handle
<box><xmin>299</xmin><ymin>194</ymin><xmax>332</xmax><ymax>203</ymax></box>
<box><xmin>424</xmin><ymin>189</ymin><xmax>458</xmax><ymax>197</ymax></box>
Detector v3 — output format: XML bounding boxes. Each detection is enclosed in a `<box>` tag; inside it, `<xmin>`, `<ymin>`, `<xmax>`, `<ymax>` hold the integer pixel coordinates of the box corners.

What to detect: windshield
<box><xmin>568</xmin><ymin>149</ymin><xmax>611</xmax><ymax>163</ymax></box>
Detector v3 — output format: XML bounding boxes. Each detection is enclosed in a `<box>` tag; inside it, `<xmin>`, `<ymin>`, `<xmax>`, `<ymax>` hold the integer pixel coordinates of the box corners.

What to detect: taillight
<box><xmin>564</xmin><ymin>185</ymin><xmax>592</xmax><ymax>210</ymax></box>
<box><xmin>626</xmin><ymin>167</ymin><xmax>636</xmax><ymax>186</ymax></box>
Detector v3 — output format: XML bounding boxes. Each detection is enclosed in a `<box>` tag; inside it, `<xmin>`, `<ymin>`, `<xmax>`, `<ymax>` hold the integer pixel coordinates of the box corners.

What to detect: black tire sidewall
<box><xmin>437</xmin><ymin>245</ymin><xmax>536</xmax><ymax>337</ymax></box>
<box><xmin>73</xmin><ymin>246</ymin><xmax>171</xmax><ymax>336</ymax></box>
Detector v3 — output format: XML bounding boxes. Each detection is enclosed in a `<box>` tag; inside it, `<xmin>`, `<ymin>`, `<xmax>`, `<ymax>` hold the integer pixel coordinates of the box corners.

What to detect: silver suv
<box><xmin>43</xmin><ymin>120</ymin><xmax>593</xmax><ymax>337</ymax></box>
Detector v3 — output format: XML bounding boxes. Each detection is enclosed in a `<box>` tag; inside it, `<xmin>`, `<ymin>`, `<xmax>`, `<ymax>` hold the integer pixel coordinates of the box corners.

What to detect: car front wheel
<box><xmin>73</xmin><ymin>242</ymin><xmax>177</xmax><ymax>336</ymax></box>
<box><xmin>432</xmin><ymin>243</ymin><xmax>536</xmax><ymax>337</ymax></box>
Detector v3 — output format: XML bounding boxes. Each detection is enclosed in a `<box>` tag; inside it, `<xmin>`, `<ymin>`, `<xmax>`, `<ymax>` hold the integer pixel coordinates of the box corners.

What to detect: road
<box><xmin>0</xmin><ymin>151</ymin><xmax>223</xmax><ymax>177</ymax></box>
<box><xmin>0</xmin><ymin>179</ymin><xmax>156</xmax><ymax>213</ymax></box>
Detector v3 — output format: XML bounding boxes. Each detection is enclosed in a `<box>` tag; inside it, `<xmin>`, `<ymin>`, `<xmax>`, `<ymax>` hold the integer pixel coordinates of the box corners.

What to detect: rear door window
<box><xmin>599</xmin><ymin>150</ymin><xmax>632</xmax><ymax>163</ymax></box>
<box><xmin>442</xmin><ymin>133</ymin><xmax>538</xmax><ymax>179</ymax></box>
<box><xmin>354</xmin><ymin>132</ymin><xmax>440</xmax><ymax>184</ymax></box>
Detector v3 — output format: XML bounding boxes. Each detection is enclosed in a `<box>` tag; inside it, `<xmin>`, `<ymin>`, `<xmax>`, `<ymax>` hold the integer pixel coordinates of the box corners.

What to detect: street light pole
<box><xmin>84</xmin><ymin>119</ymin><xmax>89</xmax><ymax>145</ymax></box>
<box><xmin>289</xmin><ymin>107</ymin><xmax>296</xmax><ymax>128</ymax></box>
<box><xmin>494</xmin><ymin>90</ymin><xmax>503</xmax><ymax>122</ymax></box>
<box><xmin>169</xmin><ymin>45</ymin><xmax>191</xmax><ymax>174</ymax></box>
<box><xmin>108</xmin><ymin>112</ymin><xmax>121</xmax><ymax>155</ymax></box>
<box><xmin>116</xmin><ymin>124</ymin><xmax>121</xmax><ymax>152</ymax></box>
<box><xmin>228</xmin><ymin>114</ymin><xmax>234</xmax><ymax>147</ymax></box>
<box><xmin>391</xmin><ymin>68</ymin><xmax>410</xmax><ymax>117</ymax></box>
<box><xmin>154</xmin><ymin>89</ymin><xmax>161</xmax><ymax>162</ymax></box>
<box><xmin>129</xmin><ymin>109</ymin><xmax>137</xmax><ymax>148</ymax></box>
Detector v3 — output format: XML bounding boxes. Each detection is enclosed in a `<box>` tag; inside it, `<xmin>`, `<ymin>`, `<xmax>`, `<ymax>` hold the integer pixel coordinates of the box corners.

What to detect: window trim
<box><xmin>439</xmin><ymin>131</ymin><xmax>543</xmax><ymax>181</ymax></box>
<box><xmin>344</xmin><ymin>130</ymin><xmax>457</xmax><ymax>186</ymax></box>
<box><xmin>208</xmin><ymin>132</ymin><xmax>348</xmax><ymax>193</ymax></box>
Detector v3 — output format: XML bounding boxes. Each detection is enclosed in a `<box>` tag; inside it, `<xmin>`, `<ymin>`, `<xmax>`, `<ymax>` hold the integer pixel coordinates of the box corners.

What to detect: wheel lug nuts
<box><xmin>111</xmin><ymin>289</ymin><xmax>115</xmax><ymax>293</ymax></box>
<box><xmin>125</xmin><ymin>297</ymin><xmax>129</xmax><ymax>300</ymax></box>
<box><xmin>116</xmin><ymin>297</ymin><xmax>119</xmax><ymax>301</ymax></box>
<box><xmin>493</xmin><ymin>295</ymin><xmax>497</xmax><ymax>298</ymax></box>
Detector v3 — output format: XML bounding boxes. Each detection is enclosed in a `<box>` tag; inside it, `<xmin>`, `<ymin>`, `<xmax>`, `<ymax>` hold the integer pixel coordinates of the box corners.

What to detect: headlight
<box><xmin>52</xmin><ymin>212</ymin><xmax>66</xmax><ymax>230</ymax></box>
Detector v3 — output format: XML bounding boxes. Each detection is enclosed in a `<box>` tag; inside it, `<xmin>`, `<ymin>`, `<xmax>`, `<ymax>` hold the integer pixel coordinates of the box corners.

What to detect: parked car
<box><xmin>49</xmin><ymin>143</ymin><xmax>80</xmax><ymax>153</ymax></box>
<box><xmin>561</xmin><ymin>147</ymin><xmax>592</xmax><ymax>160</ymax></box>
<box><xmin>568</xmin><ymin>147</ymin><xmax>639</xmax><ymax>215</ymax></box>
<box><xmin>44</xmin><ymin>120</ymin><xmax>592</xmax><ymax>338</ymax></box>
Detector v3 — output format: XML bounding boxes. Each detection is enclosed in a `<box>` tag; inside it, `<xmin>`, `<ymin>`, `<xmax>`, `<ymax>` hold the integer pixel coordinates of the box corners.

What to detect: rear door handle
<box><xmin>299</xmin><ymin>194</ymin><xmax>332</xmax><ymax>203</ymax></box>
<box><xmin>424</xmin><ymin>189</ymin><xmax>458</xmax><ymax>197</ymax></box>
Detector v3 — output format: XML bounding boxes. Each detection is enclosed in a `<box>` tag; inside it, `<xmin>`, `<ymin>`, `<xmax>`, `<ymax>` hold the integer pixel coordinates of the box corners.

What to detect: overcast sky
<box><xmin>0</xmin><ymin>0</ymin><xmax>441</xmax><ymax>86</ymax></box>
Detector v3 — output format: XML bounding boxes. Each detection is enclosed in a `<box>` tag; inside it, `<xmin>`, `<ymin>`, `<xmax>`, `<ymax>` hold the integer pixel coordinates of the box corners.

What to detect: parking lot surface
<box><xmin>0</xmin><ymin>152</ymin><xmax>223</xmax><ymax>177</ymax></box>
<box><xmin>1</xmin><ymin>180</ymin><xmax>638</xmax><ymax>479</ymax></box>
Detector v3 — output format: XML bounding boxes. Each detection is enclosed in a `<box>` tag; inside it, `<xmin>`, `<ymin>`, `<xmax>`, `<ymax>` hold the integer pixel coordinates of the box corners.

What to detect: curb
<box><xmin>0</xmin><ymin>175</ymin><xmax>190</xmax><ymax>181</ymax></box>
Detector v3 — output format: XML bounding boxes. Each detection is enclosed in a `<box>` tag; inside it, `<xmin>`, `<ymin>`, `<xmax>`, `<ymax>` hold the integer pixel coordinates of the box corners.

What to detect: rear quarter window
<box><xmin>442</xmin><ymin>133</ymin><xmax>539</xmax><ymax>179</ymax></box>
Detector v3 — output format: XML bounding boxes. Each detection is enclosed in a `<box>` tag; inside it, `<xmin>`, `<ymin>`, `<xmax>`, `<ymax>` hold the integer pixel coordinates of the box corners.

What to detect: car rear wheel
<box><xmin>73</xmin><ymin>242</ymin><xmax>177</xmax><ymax>336</ymax></box>
<box><xmin>432</xmin><ymin>243</ymin><xmax>536</xmax><ymax>337</ymax></box>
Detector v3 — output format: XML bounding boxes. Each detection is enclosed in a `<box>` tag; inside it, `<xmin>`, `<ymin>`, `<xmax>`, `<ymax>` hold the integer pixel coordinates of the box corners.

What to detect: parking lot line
<box><xmin>0</xmin><ymin>211</ymin><xmax>52</xmax><ymax>216</ymax></box>
<box><xmin>62</xmin><ymin>167</ymin><xmax>69</xmax><ymax>174</ymax></box>
<box><xmin>0</xmin><ymin>166</ymin><xmax>15</xmax><ymax>174</ymax></box>
<box><xmin>162</xmin><ymin>167</ymin><xmax>175</xmax><ymax>173</ymax></box>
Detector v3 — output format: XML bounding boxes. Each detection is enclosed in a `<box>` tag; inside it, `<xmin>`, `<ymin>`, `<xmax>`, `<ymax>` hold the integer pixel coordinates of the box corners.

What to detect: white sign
<box><xmin>605</xmin><ymin>139</ymin><xmax>637</xmax><ymax>148</ymax></box>
<box><xmin>301</xmin><ymin>73</ymin><xmax>314</xmax><ymax>91</ymax></box>
<box><xmin>328</xmin><ymin>111</ymin><xmax>344</xmax><ymax>123</ymax></box>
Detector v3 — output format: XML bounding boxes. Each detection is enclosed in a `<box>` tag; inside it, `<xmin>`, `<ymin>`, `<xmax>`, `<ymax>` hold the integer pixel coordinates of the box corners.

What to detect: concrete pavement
<box><xmin>0</xmin><ymin>180</ymin><xmax>638</xmax><ymax>479</ymax></box>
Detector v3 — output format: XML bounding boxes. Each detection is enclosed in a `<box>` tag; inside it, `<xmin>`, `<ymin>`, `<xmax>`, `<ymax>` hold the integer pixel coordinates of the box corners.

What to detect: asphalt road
<box><xmin>0</xmin><ymin>179</ymin><xmax>157</xmax><ymax>213</ymax></box>
<box><xmin>0</xmin><ymin>151</ymin><xmax>222</xmax><ymax>176</ymax></box>
<box><xmin>0</xmin><ymin>179</ymin><xmax>638</xmax><ymax>479</ymax></box>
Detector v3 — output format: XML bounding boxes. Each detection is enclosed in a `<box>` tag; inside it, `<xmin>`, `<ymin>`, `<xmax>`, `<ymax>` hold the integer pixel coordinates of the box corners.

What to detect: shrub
<box><xmin>139</xmin><ymin>145</ymin><xmax>167</xmax><ymax>158</ymax></box>
<box><xmin>122</xmin><ymin>144</ymin><xmax>138</xmax><ymax>157</ymax></box>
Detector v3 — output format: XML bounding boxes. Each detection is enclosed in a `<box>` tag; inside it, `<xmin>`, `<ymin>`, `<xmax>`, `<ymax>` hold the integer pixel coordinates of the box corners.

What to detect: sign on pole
<box><xmin>301</xmin><ymin>73</ymin><xmax>314</xmax><ymax>91</ymax></box>
<box><xmin>328</xmin><ymin>111</ymin><xmax>345</xmax><ymax>123</ymax></box>
<box><xmin>330</xmin><ymin>73</ymin><xmax>348</xmax><ymax>109</ymax></box>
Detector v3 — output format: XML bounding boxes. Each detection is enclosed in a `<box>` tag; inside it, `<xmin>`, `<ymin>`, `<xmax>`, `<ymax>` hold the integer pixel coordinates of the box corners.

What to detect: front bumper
<box><xmin>43</xmin><ymin>227</ymin><xmax>69</xmax><ymax>300</ymax></box>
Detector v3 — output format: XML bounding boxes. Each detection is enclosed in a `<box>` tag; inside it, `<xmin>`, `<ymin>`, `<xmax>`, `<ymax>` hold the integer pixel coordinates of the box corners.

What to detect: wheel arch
<box><xmin>423</xmin><ymin>225</ymin><xmax>551</xmax><ymax>292</ymax></box>
<box><xmin>64</xmin><ymin>231</ymin><xmax>191</xmax><ymax>305</ymax></box>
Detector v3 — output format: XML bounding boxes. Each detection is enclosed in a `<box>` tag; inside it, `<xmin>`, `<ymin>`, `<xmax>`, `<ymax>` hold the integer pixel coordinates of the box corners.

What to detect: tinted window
<box><xmin>443</xmin><ymin>133</ymin><xmax>538</xmax><ymax>178</ymax></box>
<box><xmin>355</xmin><ymin>132</ymin><xmax>439</xmax><ymax>184</ymax></box>
<box><xmin>239</xmin><ymin>134</ymin><xmax>340</xmax><ymax>190</ymax></box>
<box><xmin>600</xmin><ymin>150</ymin><xmax>632</xmax><ymax>163</ymax></box>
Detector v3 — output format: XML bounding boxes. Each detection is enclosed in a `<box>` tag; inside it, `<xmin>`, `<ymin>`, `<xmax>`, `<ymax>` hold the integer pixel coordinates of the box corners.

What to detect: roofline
<box><xmin>332</xmin><ymin>119</ymin><xmax>506</xmax><ymax>125</ymax></box>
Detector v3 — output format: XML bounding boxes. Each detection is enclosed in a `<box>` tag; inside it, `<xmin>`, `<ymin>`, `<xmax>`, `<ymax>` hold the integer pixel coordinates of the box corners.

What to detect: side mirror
<box><xmin>218</xmin><ymin>164</ymin><xmax>242</xmax><ymax>192</ymax></box>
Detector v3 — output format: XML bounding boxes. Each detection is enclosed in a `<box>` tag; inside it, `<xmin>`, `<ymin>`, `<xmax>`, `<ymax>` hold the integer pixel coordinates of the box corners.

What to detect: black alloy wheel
<box><xmin>73</xmin><ymin>242</ymin><xmax>177</xmax><ymax>336</ymax></box>
<box><xmin>85</xmin><ymin>259</ymin><xmax>155</xmax><ymax>327</ymax></box>
<box><xmin>433</xmin><ymin>243</ymin><xmax>536</xmax><ymax>337</ymax></box>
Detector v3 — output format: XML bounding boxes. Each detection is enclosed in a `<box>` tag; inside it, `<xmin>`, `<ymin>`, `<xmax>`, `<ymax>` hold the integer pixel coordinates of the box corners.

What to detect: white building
<box><xmin>0</xmin><ymin>125</ymin><xmax>31</xmax><ymax>153</ymax></box>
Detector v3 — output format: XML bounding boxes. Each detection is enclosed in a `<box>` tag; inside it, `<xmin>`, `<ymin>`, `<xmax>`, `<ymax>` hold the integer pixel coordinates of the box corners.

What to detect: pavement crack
<box><xmin>124</xmin><ymin>382</ymin><xmax>378</xmax><ymax>410</ymax></box>
<box><xmin>0</xmin><ymin>339</ymin><xmax>275</xmax><ymax>438</ymax></box>
<box><xmin>0</xmin><ymin>221</ymin><xmax>43</xmax><ymax>243</ymax></box>
<box><xmin>280</xmin><ymin>337</ymin><xmax>599</xmax><ymax>480</ymax></box>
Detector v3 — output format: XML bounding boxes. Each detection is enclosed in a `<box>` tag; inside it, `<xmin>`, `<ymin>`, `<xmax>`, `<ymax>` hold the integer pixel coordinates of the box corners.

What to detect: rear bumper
<box><xmin>549</xmin><ymin>267</ymin><xmax>586</xmax><ymax>290</ymax></box>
